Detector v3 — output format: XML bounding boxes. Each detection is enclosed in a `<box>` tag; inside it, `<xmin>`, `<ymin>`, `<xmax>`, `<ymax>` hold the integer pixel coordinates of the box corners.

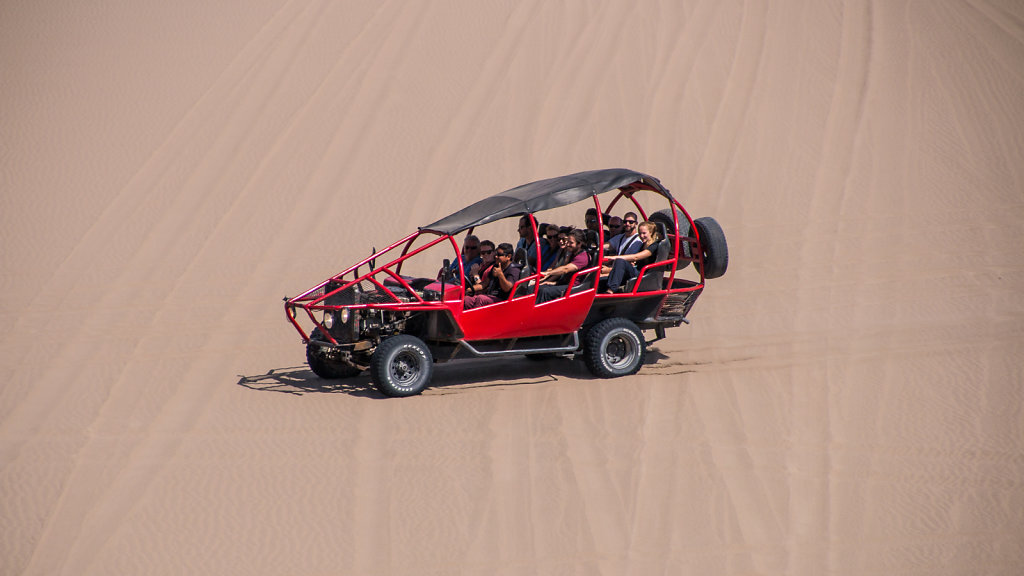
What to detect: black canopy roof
<box><xmin>420</xmin><ymin>168</ymin><xmax>671</xmax><ymax>235</ymax></box>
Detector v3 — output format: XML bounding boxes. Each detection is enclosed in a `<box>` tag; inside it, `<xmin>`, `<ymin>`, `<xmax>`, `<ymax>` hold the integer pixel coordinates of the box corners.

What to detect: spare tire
<box><xmin>694</xmin><ymin>217</ymin><xmax>728</xmax><ymax>279</ymax></box>
<box><xmin>649</xmin><ymin>209</ymin><xmax>692</xmax><ymax>270</ymax></box>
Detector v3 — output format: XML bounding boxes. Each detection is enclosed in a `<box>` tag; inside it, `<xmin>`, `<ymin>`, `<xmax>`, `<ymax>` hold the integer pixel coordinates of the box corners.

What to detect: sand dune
<box><xmin>2</xmin><ymin>0</ymin><xmax>1023</xmax><ymax>574</ymax></box>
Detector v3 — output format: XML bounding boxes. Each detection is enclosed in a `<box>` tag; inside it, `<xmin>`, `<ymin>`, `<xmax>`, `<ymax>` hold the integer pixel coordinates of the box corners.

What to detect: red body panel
<box><xmin>458</xmin><ymin>282</ymin><xmax>596</xmax><ymax>340</ymax></box>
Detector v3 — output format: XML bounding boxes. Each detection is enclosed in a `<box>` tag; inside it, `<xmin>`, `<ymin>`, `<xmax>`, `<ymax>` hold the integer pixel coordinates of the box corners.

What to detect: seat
<box><xmin>513</xmin><ymin>247</ymin><xmax>533</xmax><ymax>277</ymax></box>
<box><xmin>512</xmin><ymin>278</ymin><xmax>535</xmax><ymax>299</ymax></box>
<box><xmin>570</xmin><ymin>245</ymin><xmax>599</xmax><ymax>294</ymax></box>
<box><xmin>511</xmin><ymin>248</ymin><xmax>536</xmax><ymax>299</ymax></box>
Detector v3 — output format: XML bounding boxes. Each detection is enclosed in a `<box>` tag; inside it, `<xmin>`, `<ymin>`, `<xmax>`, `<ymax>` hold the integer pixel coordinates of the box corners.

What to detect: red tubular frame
<box><xmin>286</xmin><ymin>185</ymin><xmax>706</xmax><ymax>345</ymax></box>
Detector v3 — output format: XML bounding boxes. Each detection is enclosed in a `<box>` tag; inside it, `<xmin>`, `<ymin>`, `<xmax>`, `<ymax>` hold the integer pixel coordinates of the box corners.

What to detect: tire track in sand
<box><xmin>671</xmin><ymin>0</ymin><xmax>767</xmax><ymax>220</ymax></box>
<box><xmin>12</xmin><ymin>1</ymin><xmax>348</xmax><ymax>573</ymax></box>
<box><xmin>788</xmin><ymin>1</ymin><xmax>873</xmax><ymax>574</ymax></box>
<box><xmin>55</xmin><ymin>2</ymin><xmax>440</xmax><ymax>573</ymax></box>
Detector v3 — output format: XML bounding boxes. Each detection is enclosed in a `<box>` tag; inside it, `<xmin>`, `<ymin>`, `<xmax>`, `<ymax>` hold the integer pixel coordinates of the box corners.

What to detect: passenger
<box><xmin>555</xmin><ymin>226</ymin><xmax>575</xmax><ymax>263</ymax></box>
<box><xmin>464</xmin><ymin>243</ymin><xmax>521</xmax><ymax>309</ymax></box>
<box><xmin>537</xmin><ymin>229</ymin><xmax>589</xmax><ymax>303</ymax></box>
<box><xmin>515</xmin><ymin>215</ymin><xmax>536</xmax><ymax>254</ymax></box>
<box><xmin>584</xmin><ymin>208</ymin><xmax>608</xmax><ymax>238</ymax></box>
<box><xmin>619</xmin><ymin>212</ymin><xmax>640</xmax><ymax>249</ymax></box>
<box><xmin>467</xmin><ymin>240</ymin><xmax>495</xmax><ymax>285</ymax></box>
<box><xmin>544</xmin><ymin>228</ymin><xmax>569</xmax><ymax>272</ymax></box>
<box><xmin>620</xmin><ymin>212</ymin><xmax>638</xmax><ymax>232</ymax></box>
<box><xmin>602</xmin><ymin>216</ymin><xmax>623</xmax><ymax>253</ymax></box>
<box><xmin>539</xmin><ymin>224</ymin><xmax>561</xmax><ymax>271</ymax></box>
<box><xmin>607</xmin><ymin>216</ymin><xmax>623</xmax><ymax>235</ymax></box>
<box><xmin>601</xmin><ymin>212</ymin><xmax>642</xmax><ymax>274</ymax></box>
<box><xmin>603</xmin><ymin>221</ymin><xmax>664</xmax><ymax>293</ymax></box>
<box><xmin>514</xmin><ymin>215</ymin><xmax>539</xmax><ymax>271</ymax></box>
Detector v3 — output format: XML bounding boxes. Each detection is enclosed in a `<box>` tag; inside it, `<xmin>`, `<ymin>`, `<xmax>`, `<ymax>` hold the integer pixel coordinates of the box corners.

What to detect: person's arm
<box><xmin>603</xmin><ymin>234</ymin><xmax>621</xmax><ymax>253</ymax></box>
<box><xmin>492</xmin><ymin>265</ymin><xmax>517</xmax><ymax>293</ymax></box>
<box><xmin>542</xmin><ymin>260</ymin><xmax>580</xmax><ymax>283</ymax></box>
<box><xmin>607</xmin><ymin>247</ymin><xmax>652</xmax><ymax>264</ymax></box>
<box><xmin>467</xmin><ymin>265</ymin><xmax>493</xmax><ymax>295</ymax></box>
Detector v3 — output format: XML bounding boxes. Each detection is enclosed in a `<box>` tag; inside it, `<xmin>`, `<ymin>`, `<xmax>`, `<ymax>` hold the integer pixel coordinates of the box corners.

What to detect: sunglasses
<box><xmin>464</xmin><ymin>245</ymin><xmax>479</xmax><ymax>250</ymax></box>
<box><xmin>480</xmin><ymin>249</ymin><xmax>493</xmax><ymax>255</ymax></box>
<box><xmin>624</xmin><ymin>220</ymin><xmax>637</xmax><ymax>225</ymax></box>
<box><xmin>546</xmin><ymin>234</ymin><xmax>559</xmax><ymax>240</ymax></box>
<box><xmin>495</xmin><ymin>252</ymin><xmax>508</xmax><ymax>257</ymax></box>
<box><xmin>609</xmin><ymin>224</ymin><xmax>622</xmax><ymax>229</ymax></box>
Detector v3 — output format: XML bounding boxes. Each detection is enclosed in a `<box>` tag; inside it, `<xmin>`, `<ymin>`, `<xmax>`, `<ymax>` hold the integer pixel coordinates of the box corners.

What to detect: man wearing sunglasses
<box><xmin>606</xmin><ymin>213</ymin><xmax>641</xmax><ymax>256</ymax></box>
<box><xmin>467</xmin><ymin>240</ymin><xmax>496</xmax><ymax>283</ymax></box>
<box><xmin>585</xmin><ymin>207</ymin><xmax>611</xmax><ymax>234</ymax></box>
<box><xmin>602</xmin><ymin>216</ymin><xmax>623</xmax><ymax>252</ymax></box>
<box><xmin>513</xmin><ymin>215</ymin><xmax>541</xmax><ymax>272</ymax></box>
<box><xmin>464</xmin><ymin>243</ymin><xmax>521</xmax><ymax>309</ymax></box>
<box><xmin>514</xmin><ymin>215</ymin><xmax>536</xmax><ymax>254</ymax></box>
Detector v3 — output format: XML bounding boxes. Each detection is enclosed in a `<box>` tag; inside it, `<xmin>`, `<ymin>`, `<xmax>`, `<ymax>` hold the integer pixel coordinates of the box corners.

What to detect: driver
<box><xmin>438</xmin><ymin>234</ymin><xmax>483</xmax><ymax>281</ymax></box>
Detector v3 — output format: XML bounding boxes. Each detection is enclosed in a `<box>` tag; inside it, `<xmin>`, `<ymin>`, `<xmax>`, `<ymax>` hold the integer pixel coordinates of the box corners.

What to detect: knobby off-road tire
<box><xmin>370</xmin><ymin>335</ymin><xmax>434</xmax><ymax>397</ymax></box>
<box><xmin>694</xmin><ymin>216</ymin><xmax>729</xmax><ymax>279</ymax></box>
<box><xmin>307</xmin><ymin>329</ymin><xmax>362</xmax><ymax>379</ymax></box>
<box><xmin>583</xmin><ymin>318</ymin><xmax>646</xmax><ymax>378</ymax></box>
<box><xmin>650</xmin><ymin>208</ymin><xmax>692</xmax><ymax>270</ymax></box>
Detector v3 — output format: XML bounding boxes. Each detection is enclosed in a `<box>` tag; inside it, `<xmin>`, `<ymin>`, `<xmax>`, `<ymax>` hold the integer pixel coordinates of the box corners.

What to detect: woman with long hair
<box><xmin>602</xmin><ymin>221</ymin><xmax>663</xmax><ymax>292</ymax></box>
<box><xmin>537</xmin><ymin>228</ymin><xmax>589</xmax><ymax>303</ymax></box>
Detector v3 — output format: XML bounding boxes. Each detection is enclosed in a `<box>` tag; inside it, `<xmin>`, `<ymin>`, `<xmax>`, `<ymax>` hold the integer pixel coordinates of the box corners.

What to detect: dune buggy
<box><xmin>284</xmin><ymin>168</ymin><xmax>727</xmax><ymax>396</ymax></box>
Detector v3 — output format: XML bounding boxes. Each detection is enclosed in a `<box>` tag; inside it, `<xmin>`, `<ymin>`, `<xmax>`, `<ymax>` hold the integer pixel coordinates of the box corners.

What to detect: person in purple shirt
<box><xmin>537</xmin><ymin>229</ymin><xmax>589</xmax><ymax>303</ymax></box>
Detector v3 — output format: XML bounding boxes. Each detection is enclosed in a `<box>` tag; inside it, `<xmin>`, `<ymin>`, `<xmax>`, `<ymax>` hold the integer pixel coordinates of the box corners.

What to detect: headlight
<box><xmin>322</xmin><ymin>311</ymin><xmax>334</xmax><ymax>329</ymax></box>
<box><xmin>339</xmin><ymin>308</ymin><xmax>350</xmax><ymax>324</ymax></box>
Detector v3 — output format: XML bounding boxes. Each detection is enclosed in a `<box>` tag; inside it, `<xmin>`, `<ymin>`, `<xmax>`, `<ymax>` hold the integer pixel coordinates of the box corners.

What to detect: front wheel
<box><xmin>370</xmin><ymin>335</ymin><xmax>434</xmax><ymax>397</ymax></box>
<box><xmin>583</xmin><ymin>318</ymin><xmax>646</xmax><ymax>378</ymax></box>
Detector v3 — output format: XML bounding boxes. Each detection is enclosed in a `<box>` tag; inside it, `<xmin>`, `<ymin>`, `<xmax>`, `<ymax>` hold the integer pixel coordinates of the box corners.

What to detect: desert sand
<box><xmin>3</xmin><ymin>0</ymin><xmax>1023</xmax><ymax>574</ymax></box>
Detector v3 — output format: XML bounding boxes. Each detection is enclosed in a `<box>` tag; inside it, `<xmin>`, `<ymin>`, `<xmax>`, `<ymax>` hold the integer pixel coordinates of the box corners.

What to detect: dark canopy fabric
<box><xmin>420</xmin><ymin>168</ymin><xmax>671</xmax><ymax>235</ymax></box>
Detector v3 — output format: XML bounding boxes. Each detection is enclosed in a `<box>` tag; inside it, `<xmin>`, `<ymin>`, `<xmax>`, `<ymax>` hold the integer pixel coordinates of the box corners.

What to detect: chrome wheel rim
<box><xmin>605</xmin><ymin>330</ymin><xmax>638</xmax><ymax>370</ymax></box>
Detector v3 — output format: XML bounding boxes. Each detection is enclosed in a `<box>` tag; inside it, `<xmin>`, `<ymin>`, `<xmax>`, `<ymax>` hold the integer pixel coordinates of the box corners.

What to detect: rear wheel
<box><xmin>307</xmin><ymin>329</ymin><xmax>361</xmax><ymax>379</ymax></box>
<box><xmin>583</xmin><ymin>318</ymin><xmax>646</xmax><ymax>378</ymax></box>
<box><xmin>370</xmin><ymin>335</ymin><xmax>434</xmax><ymax>397</ymax></box>
<box><xmin>694</xmin><ymin>217</ymin><xmax>729</xmax><ymax>279</ymax></box>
